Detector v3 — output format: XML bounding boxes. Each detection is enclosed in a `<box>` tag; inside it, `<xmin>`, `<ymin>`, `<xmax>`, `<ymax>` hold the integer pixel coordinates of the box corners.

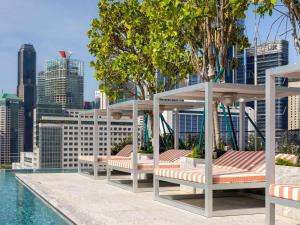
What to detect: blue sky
<box><xmin>0</xmin><ymin>1</ymin><xmax>299</xmax><ymax>101</ymax></box>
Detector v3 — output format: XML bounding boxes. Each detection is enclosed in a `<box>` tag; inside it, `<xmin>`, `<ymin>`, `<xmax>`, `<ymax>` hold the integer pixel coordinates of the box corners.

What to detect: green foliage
<box><xmin>111</xmin><ymin>137</ymin><xmax>132</xmax><ymax>155</ymax></box>
<box><xmin>88</xmin><ymin>0</ymin><xmax>193</xmax><ymax>101</ymax></box>
<box><xmin>189</xmin><ymin>145</ymin><xmax>204</xmax><ymax>159</ymax></box>
<box><xmin>276</xmin><ymin>158</ymin><xmax>300</xmax><ymax>167</ymax></box>
<box><xmin>246</xmin><ymin>134</ymin><xmax>265</xmax><ymax>151</ymax></box>
<box><xmin>139</xmin><ymin>145</ymin><xmax>153</xmax><ymax>154</ymax></box>
<box><xmin>0</xmin><ymin>164</ymin><xmax>12</xmax><ymax>170</ymax></box>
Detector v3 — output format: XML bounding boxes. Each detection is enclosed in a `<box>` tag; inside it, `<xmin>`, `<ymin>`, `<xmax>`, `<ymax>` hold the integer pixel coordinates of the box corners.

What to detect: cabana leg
<box><xmin>132</xmin><ymin>101</ymin><xmax>138</xmax><ymax>192</ymax></box>
<box><xmin>204</xmin><ymin>82</ymin><xmax>213</xmax><ymax>217</ymax></box>
<box><xmin>106</xmin><ymin>107</ymin><xmax>112</xmax><ymax>181</ymax></box>
<box><xmin>266</xmin><ymin>73</ymin><xmax>276</xmax><ymax>225</ymax></box>
<box><xmin>239</xmin><ymin>102</ymin><xmax>245</xmax><ymax>150</ymax></box>
<box><xmin>153</xmin><ymin>97</ymin><xmax>160</xmax><ymax>198</ymax></box>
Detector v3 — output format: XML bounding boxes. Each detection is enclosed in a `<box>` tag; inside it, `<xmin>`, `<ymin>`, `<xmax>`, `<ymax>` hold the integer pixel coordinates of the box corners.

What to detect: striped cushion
<box><xmin>79</xmin><ymin>155</ymin><xmax>130</xmax><ymax>162</ymax></box>
<box><xmin>252</xmin><ymin>153</ymin><xmax>297</xmax><ymax>173</ymax></box>
<box><xmin>108</xmin><ymin>160</ymin><xmax>180</xmax><ymax>171</ymax></box>
<box><xmin>116</xmin><ymin>144</ymin><xmax>133</xmax><ymax>157</ymax></box>
<box><xmin>214</xmin><ymin>151</ymin><xmax>265</xmax><ymax>172</ymax></box>
<box><xmin>159</xmin><ymin>149</ymin><xmax>191</xmax><ymax>162</ymax></box>
<box><xmin>156</xmin><ymin>167</ymin><xmax>265</xmax><ymax>184</ymax></box>
<box><xmin>270</xmin><ymin>184</ymin><xmax>300</xmax><ymax>202</ymax></box>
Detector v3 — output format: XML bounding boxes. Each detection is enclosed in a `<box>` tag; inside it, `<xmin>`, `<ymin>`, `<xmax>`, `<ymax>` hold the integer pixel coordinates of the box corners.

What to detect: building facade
<box><xmin>245</xmin><ymin>40</ymin><xmax>289</xmax><ymax>135</ymax></box>
<box><xmin>17</xmin><ymin>44</ymin><xmax>36</xmax><ymax>152</ymax></box>
<box><xmin>37</xmin><ymin>51</ymin><xmax>84</xmax><ymax>109</ymax></box>
<box><xmin>288</xmin><ymin>81</ymin><xmax>300</xmax><ymax>130</ymax></box>
<box><xmin>28</xmin><ymin>109</ymin><xmax>137</xmax><ymax>169</ymax></box>
<box><xmin>0</xmin><ymin>94</ymin><xmax>24</xmax><ymax>164</ymax></box>
<box><xmin>95</xmin><ymin>90</ymin><xmax>107</xmax><ymax>110</ymax></box>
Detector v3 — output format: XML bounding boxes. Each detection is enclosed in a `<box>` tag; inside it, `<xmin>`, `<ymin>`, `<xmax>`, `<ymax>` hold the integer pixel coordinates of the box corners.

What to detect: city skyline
<box><xmin>0</xmin><ymin>1</ymin><xmax>300</xmax><ymax>101</ymax></box>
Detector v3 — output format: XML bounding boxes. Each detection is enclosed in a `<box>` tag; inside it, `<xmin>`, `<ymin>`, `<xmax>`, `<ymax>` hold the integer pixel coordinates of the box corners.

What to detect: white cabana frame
<box><xmin>106</xmin><ymin>99</ymin><xmax>203</xmax><ymax>193</ymax></box>
<box><xmin>266</xmin><ymin>64</ymin><xmax>300</xmax><ymax>225</ymax></box>
<box><xmin>153</xmin><ymin>81</ymin><xmax>300</xmax><ymax>217</ymax></box>
<box><xmin>78</xmin><ymin>109</ymin><xmax>107</xmax><ymax>178</ymax></box>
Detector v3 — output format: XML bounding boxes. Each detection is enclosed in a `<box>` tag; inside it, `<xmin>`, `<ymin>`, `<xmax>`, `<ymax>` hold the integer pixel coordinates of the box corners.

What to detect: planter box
<box><xmin>180</xmin><ymin>157</ymin><xmax>205</xmax><ymax>169</ymax></box>
<box><xmin>180</xmin><ymin>157</ymin><xmax>205</xmax><ymax>193</ymax></box>
<box><xmin>275</xmin><ymin>165</ymin><xmax>300</xmax><ymax>220</ymax></box>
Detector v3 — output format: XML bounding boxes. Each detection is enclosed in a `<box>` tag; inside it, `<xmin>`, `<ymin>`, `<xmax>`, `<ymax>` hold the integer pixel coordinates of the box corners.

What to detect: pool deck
<box><xmin>16</xmin><ymin>173</ymin><xmax>300</xmax><ymax>225</ymax></box>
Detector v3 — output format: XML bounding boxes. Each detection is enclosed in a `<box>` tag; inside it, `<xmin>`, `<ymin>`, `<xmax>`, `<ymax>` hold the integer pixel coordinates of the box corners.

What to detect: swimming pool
<box><xmin>0</xmin><ymin>170</ymin><xmax>71</xmax><ymax>225</ymax></box>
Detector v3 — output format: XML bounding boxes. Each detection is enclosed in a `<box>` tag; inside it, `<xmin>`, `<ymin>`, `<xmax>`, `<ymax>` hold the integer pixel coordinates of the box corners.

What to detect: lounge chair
<box><xmin>78</xmin><ymin>144</ymin><xmax>133</xmax><ymax>175</ymax></box>
<box><xmin>154</xmin><ymin>150</ymin><xmax>296</xmax><ymax>216</ymax></box>
<box><xmin>107</xmin><ymin>149</ymin><xmax>191</xmax><ymax>192</ymax></box>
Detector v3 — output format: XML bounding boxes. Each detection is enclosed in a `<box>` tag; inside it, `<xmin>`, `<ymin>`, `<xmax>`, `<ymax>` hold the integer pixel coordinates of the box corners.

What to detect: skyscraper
<box><xmin>245</xmin><ymin>40</ymin><xmax>289</xmax><ymax>135</ymax></box>
<box><xmin>0</xmin><ymin>94</ymin><xmax>24</xmax><ymax>164</ymax></box>
<box><xmin>17</xmin><ymin>44</ymin><xmax>36</xmax><ymax>152</ymax></box>
<box><xmin>37</xmin><ymin>51</ymin><xmax>84</xmax><ymax>109</ymax></box>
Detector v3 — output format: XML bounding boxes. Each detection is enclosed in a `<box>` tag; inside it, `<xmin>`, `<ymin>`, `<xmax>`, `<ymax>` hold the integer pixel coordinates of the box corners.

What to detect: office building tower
<box><xmin>245</xmin><ymin>40</ymin><xmax>289</xmax><ymax>135</ymax></box>
<box><xmin>0</xmin><ymin>94</ymin><xmax>24</xmax><ymax>164</ymax></box>
<box><xmin>17</xmin><ymin>44</ymin><xmax>36</xmax><ymax>152</ymax></box>
<box><xmin>288</xmin><ymin>81</ymin><xmax>300</xmax><ymax>130</ymax></box>
<box><xmin>95</xmin><ymin>90</ymin><xmax>107</xmax><ymax>110</ymax></box>
<box><xmin>37</xmin><ymin>51</ymin><xmax>84</xmax><ymax>109</ymax></box>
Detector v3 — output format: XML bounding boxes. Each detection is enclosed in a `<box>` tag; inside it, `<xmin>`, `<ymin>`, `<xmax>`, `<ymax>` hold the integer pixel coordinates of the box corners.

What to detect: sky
<box><xmin>0</xmin><ymin>1</ymin><xmax>299</xmax><ymax>101</ymax></box>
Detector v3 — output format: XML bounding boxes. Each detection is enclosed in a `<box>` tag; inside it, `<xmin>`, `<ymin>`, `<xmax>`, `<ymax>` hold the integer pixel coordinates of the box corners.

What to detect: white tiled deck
<box><xmin>16</xmin><ymin>173</ymin><xmax>300</xmax><ymax>225</ymax></box>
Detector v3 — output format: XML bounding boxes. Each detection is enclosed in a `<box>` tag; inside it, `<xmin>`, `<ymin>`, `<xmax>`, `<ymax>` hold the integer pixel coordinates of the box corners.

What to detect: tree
<box><xmin>255</xmin><ymin>0</ymin><xmax>300</xmax><ymax>53</ymax></box>
<box><xmin>87</xmin><ymin>0</ymin><xmax>192</xmax><ymax>102</ymax></box>
<box><xmin>145</xmin><ymin>0</ymin><xmax>250</xmax><ymax>148</ymax></box>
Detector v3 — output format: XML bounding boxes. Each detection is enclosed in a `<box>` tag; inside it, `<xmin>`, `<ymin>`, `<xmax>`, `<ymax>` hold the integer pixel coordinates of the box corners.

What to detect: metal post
<box><xmin>93</xmin><ymin>109</ymin><xmax>99</xmax><ymax>178</ymax></box>
<box><xmin>106</xmin><ymin>106</ymin><xmax>112</xmax><ymax>181</ymax></box>
<box><xmin>153</xmin><ymin>97</ymin><xmax>160</xmax><ymax>197</ymax></box>
<box><xmin>266</xmin><ymin>73</ymin><xmax>276</xmax><ymax>225</ymax></box>
<box><xmin>205</xmin><ymin>82</ymin><xmax>213</xmax><ymax>217</ymax></box>
<box><xmin>239</xmin><ymin>102</ymin><xmax>245</xmax><ymax>150</ymax></box>
<box><xmin>132</xmin><ymin>101</ymin><xmax>138</xmax><ymax>192</ymax></box>
<box><xmin>174</xmin><ymin>109</ymin><xmax>179</xmax><ymax>149</ymax></box>
<box><xmin>78</xmin><ymin>114</ymin><xmax>82</xmax><ymax>173</ymax></box>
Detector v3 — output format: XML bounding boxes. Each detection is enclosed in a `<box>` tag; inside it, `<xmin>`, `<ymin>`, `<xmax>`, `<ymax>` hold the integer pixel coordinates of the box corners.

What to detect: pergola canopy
<box><xmin>154</xmin><ymin>82</ymin><xmax>300</xmax><ymax>102</ymax></box>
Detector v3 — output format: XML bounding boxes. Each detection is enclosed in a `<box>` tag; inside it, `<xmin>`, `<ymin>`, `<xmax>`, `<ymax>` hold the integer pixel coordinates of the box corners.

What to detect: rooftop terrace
<box><xmin>16</xmin><ymin>173</ymin><xmax>299</xmax><ymax>225</ymax></box>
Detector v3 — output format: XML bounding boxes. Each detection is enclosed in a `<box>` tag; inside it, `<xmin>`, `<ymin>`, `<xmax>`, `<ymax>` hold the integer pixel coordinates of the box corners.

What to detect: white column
<box><xmin>204</xmin><ymin>82</ymin><xmax>213</xmax><ymax>217</ymax></box>
<box><xmin>153</xmin><ymin>97</ymin><xmax>160</xmax><ymax>197</ymax></box>
<box><xmin>239</xmin><ymin>102</ymin><xmax>245</xmax><ymax>150</ymax></box>
<box><xmin>106</xmin><ymin>106</ymin><xmax>112</xmax><ymax>180</ymax></box>
<box><xmin>132</xmin><ymin>101</ymin><xmax>138</xmax><ymax>192</ymax></box>
<box><xmin>174</xmin><ymin>109</ymin><xmax>179</xmax><ymax>149</ymax></box>
<box><xmin>266</xmin><ymin>73</ymin><xmax>276</xmax><ymax>225</ymax></box>
<box><xmin>93</xmin><ymin>109</ymin><xmax>99</xmax><ymax>177</ymax></box>
<box><xmin>78</xmin><ymin>114</ymin><xmax>82</xmax><ymax>173</ymax></box>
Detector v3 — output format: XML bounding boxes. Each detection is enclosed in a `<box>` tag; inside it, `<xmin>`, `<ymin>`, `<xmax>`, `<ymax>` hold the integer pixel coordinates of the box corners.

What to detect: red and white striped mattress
<box><xmin>270</xmin><ymin>184</ymin><xmax>300</xmax><ymax>202</ymax></box>
<box><xmin>155</xmin><ymin>151</ymin><xmax>297</xmax><ymax>184</ymax></box>
<box><xmin>156</xmin><ymin>166</ymin><xmax>265</xmax><ymax>184</ymax></box>
<box><xmin>108</xmin><ymin>159</ymin><xmax>180</xmax><ymax>171</ymax></box>
<box><xmin>107</xmin><ymin>149</ymin><xmax>190</xmax><ymax>171</ymax></box>
<box><xmin>79</xmin><ymin>155</ymin><xmax>130</xmax><ymax>163</ymax></box>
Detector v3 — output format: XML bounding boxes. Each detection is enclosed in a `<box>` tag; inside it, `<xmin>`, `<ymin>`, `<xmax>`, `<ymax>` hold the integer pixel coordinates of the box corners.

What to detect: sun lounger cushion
<box><xmin>155</xmin><ymin>151</ymin><xmax>296</xmax><ymax>184</ymax></box>
<box><xmin>108</xmin><ymin>160</ymin><xmax>180</xmax><ymax>170</ymax></box>
<box><xmin>79</xmin><ymin>155</ymin><xmax>130</xmax><ymax>163</ymax></box>
<box><xmin>156</xmin><ymin>166</ymin><xmax>265</xmax><ymax>184</ymax></box>
<box><xmin>116</xmin><ymin>144</ymin><xmax>133</xmax><ymax>157</ymax></box>
<box><xmin>159</xmin><ymin>149</ymin><xmax>191</xmax><ymax>162</ymax></box>
<box><xmin>269</xmin><ymin>184</ymin><xmax>300</xmax><ymax>202</ymax></box>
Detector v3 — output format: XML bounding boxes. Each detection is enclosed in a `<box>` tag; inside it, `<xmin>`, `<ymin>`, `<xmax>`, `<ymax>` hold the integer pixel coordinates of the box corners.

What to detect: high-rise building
<box><xmin>95</xmin><ymin>90</ymin><xmax>107</xmax><ymax>110</ymax></box>
<box><xmin>37</xmin><ymin>51</ymin><xmax>84</xmax><ymax>109</ymax></box>
<box><xmin>288</xmin><ymin>81</ymin><xmax>300</xmax><ymax>130</ymax></box>
<box><xmin>245</xmin><ymin>40</ymin><xmax>289</xmax><ymax>135</ymax></box>
<box><xmin>0</xmin><ymin>94</ymin><xmax>24</xmax><ymax>164</ymax></box>
<box><xmin>17</xmin><ymin>44</ymin><xmax>36</xmax><ymax>152</ymax></box>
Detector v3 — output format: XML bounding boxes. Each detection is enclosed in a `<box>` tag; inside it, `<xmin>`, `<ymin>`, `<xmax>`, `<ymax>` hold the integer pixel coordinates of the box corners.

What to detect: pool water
<box><xmin>0</xmin><ymin>171</ymin><xmax>71</xmax><ymax>225</ymax></box>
